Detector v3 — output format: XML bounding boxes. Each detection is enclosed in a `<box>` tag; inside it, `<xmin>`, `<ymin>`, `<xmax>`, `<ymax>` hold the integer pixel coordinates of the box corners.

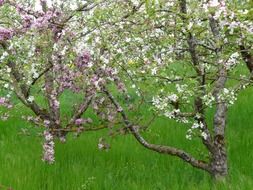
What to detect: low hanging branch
<box><xmin>103</xmin><ymin>87</ymin><xmax>211</xmax><ymax>173</ymax></box>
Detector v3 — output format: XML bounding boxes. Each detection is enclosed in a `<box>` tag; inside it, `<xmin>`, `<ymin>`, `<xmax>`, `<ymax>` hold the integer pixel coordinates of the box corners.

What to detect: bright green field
<box><xmin>0</xmin><ymin>87</ymin><xmax>253</xmax><ymax>190</ymax></box>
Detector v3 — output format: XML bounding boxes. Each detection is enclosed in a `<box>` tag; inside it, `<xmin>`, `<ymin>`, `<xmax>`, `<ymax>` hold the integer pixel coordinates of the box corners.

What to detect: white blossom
<box><xmin>225</xmin><ymin>52</ymin><xmax>240</xmax><ymax>69</ymax></box>
<box><xmin>218</xmin><ymin>88</ymin><xmax>237</xmax><ymax>105</ymax></box>
<box><xmin>167</xmin><ymin>94</ymin><xmax>178</xmax><ymax>102</ymax></box>
<box><xmin>202</xmin><ymin>93</ymin><xmax>215</xmax><ymax>107</ymax></box>
<box><xmin>27</xmin><ymin>96</ymin><xmax>35</xmax><ymax>102</ymax></box>
<box><xmin>201</xmin><ymin>132</ymin><xmax>208</xmax><ymax>140</ymax></box>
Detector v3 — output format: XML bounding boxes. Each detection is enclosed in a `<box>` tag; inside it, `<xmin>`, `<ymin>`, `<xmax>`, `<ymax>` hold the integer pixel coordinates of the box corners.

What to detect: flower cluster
<box><xmin>224</xmin><ymin>52</ymin><xmax>240</xmax><ymax>69</ymax></box>
<box><xmin>202</xmin><ymin>0</ymin><xmax>227</xmax><ymax>20</ymax></box>
<box><xmin>186</xmin><ymin>121</ymin><xmax>207</xmax><ymax>140</ymax></box>
<box><xmin>152</xmin><ymin>95</ymin><xmax>188</xmax><ymax>123</ymax></box>
<box><xmin>76</xmin><ymin>50</ymin><xmax>92</xmax><ymax>70</ymax></box>
<box><xmin>218</xmin><ymin>88</ymin><xmax>237</xmax><ymax>105</ymax></box>
<box><xmin>22</xmin><ymin>15</ymin><xmax>33</xmax><ymax>30</ymax></box>
<box><xmin>53</xmin><ymin>62</ymin><xmax>82</xmax><ymax>93</ymax></box>
<box><xmin>0</xmin><ymin>98</ymin><xmax>6</xmax><ymax>105</ymax></box>
<box><xmin>202</xmin><ymin>93</ymin><xmax>215</xmax><ymax>107</ymax></box>
<box><xmin>42</xmin><ymin>130</ymin><xmax>55</xmax><ymax>164</ymax></box>
<box><xmin>33</xmin><ymin>10</ymin><xmax>59</xmax><ymax>29</ymax></box>
<box><xmin>0</xmin><ymin>27</ymin><xmax>13</xmax><ymax>41</ymax></box>
<box><xmin>75</xmin><ymin>118</ymin><xmax>92</xmax><ymax>126</ymax></box>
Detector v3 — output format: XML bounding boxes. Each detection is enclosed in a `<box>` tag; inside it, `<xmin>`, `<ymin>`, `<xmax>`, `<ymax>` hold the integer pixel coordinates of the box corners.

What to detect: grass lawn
<box><xmin>0</xmin><ymin>87</ymin><xmax>253</xmax><ymax>190</ymax></box>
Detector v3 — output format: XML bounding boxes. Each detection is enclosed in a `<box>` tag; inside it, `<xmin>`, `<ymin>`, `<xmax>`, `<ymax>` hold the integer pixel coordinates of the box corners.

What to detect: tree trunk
<box><xmin>212</xmin><ymin>66</ymin><xmax>228</xmax><ymax>181</ymax></box>
<box><xmin>211</xmin><ymin>96</ymin><xmax>228</xmax><ymax>181</ymax></box>
<box><xmin>210</xmin><ymin>136</ymin><xmax>228</xmax><ymax>180</ymax></box>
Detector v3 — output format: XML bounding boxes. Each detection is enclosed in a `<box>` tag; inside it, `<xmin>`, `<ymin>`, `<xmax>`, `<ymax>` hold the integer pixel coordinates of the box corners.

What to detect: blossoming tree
<box><xmin>0</xmin><ymin>0</ymin><xmax>127</xmax><ymax>164</ymax></box>
<box><xmin>91</xmin><ymin>0</ymin><xmax>253</xmax><ymax>180</ymax></box>
<box><xmin>0</xmin><ymin>0</ymin><xmax>253</xmax><ymax>181</ymax></box>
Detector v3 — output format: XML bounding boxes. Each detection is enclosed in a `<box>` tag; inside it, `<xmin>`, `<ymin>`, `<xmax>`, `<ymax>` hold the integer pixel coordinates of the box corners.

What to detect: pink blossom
<box><xmin>0</xmin><ymin>97</ymin><xmax>12</xmax><ymax>109</ymax></box>
<box><xmin>0</xmin><ymin>97</ymin><xmax>6</xmax><ymax>105</ymax></box>
<box><xmin>32</xmin><ymin>11</ymin><xmax>55</xmax><ymax>29</ymax></box>
<box><xmin>75</xmin><ymin>118</ymin><xmax>92</xmax><ymax>125</ymax></box>
<box><xmin>0</xmin><ymin>27</ymin><xmax>13</xmax><ymax>41</ymax></box>
<box><xmin>0</xmin><ymin>0</ymin><xmax>5</xmax><ymax>6</ymax></box>
<box><xmin>42</xmin><ymin>130</ymin><xmax>55</xmax><ymax>164</ymax></box>
<box><xmin>22</xmin><ymin>15</ymin><xmax>33</xmax><ymax>29</ymax></box>
<box><xmin>76</xmin><ymin>50</ymin><xmax>91</xmax><ymax>70</ymax></box>
<box><xmin>75</xmin><ymin>118</ymin><xmax>85</xmax><ymax>125</ymax></box>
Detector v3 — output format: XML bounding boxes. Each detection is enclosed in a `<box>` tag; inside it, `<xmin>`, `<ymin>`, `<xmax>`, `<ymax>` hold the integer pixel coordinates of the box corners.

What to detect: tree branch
<box><xmin>240</xmin><ymin>45</ymin><xmax>253</xmax><ymax>72</ymax></box>
<box><xmin>103</xmin><ymin>87</ymin><xmax>211</xmax><ymax>173</ymax></box>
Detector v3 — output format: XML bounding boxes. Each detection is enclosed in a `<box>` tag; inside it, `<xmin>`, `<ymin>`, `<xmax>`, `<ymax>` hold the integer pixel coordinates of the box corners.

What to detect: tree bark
<box><xmin>210</xmin><ymin>62</ymin><xmax>228</xmax><ymax>180</ymax></box>
<box><xmin>211</xmin><ymin>82</ymin><xmax>228</xmax><ymax>180</ymax></box>
<box><xmin>208</xmin><ymin>9</ymin><xmax>228</xmax><ymax>180</ymax></box>
<box><xmin>210</xmin><ymin>136</ymin><xmax>228</xmax><ymax>180</ymax></box>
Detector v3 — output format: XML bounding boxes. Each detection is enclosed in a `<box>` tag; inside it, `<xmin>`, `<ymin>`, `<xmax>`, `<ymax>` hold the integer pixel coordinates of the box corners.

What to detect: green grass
<box><xmin>0</xmin><ymin>87</ymin><xmax>253</xmax><ymax>190</ymax></box>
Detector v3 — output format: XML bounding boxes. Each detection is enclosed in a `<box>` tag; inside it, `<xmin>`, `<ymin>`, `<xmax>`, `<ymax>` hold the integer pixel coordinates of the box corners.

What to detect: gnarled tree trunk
<box><xmin>210</xmin><ymin>102</ymin><xmax>228</xmax><ymax>179</ymax></box>
<box><xmin>211</xmin><ymin>66</ymin><xmax>228</xmax><ymax>180</ymax></box>
<box><xmin>210</xmin><ymin>139</ymin><xmax>228</xmax><ymax>180</ymax></box>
